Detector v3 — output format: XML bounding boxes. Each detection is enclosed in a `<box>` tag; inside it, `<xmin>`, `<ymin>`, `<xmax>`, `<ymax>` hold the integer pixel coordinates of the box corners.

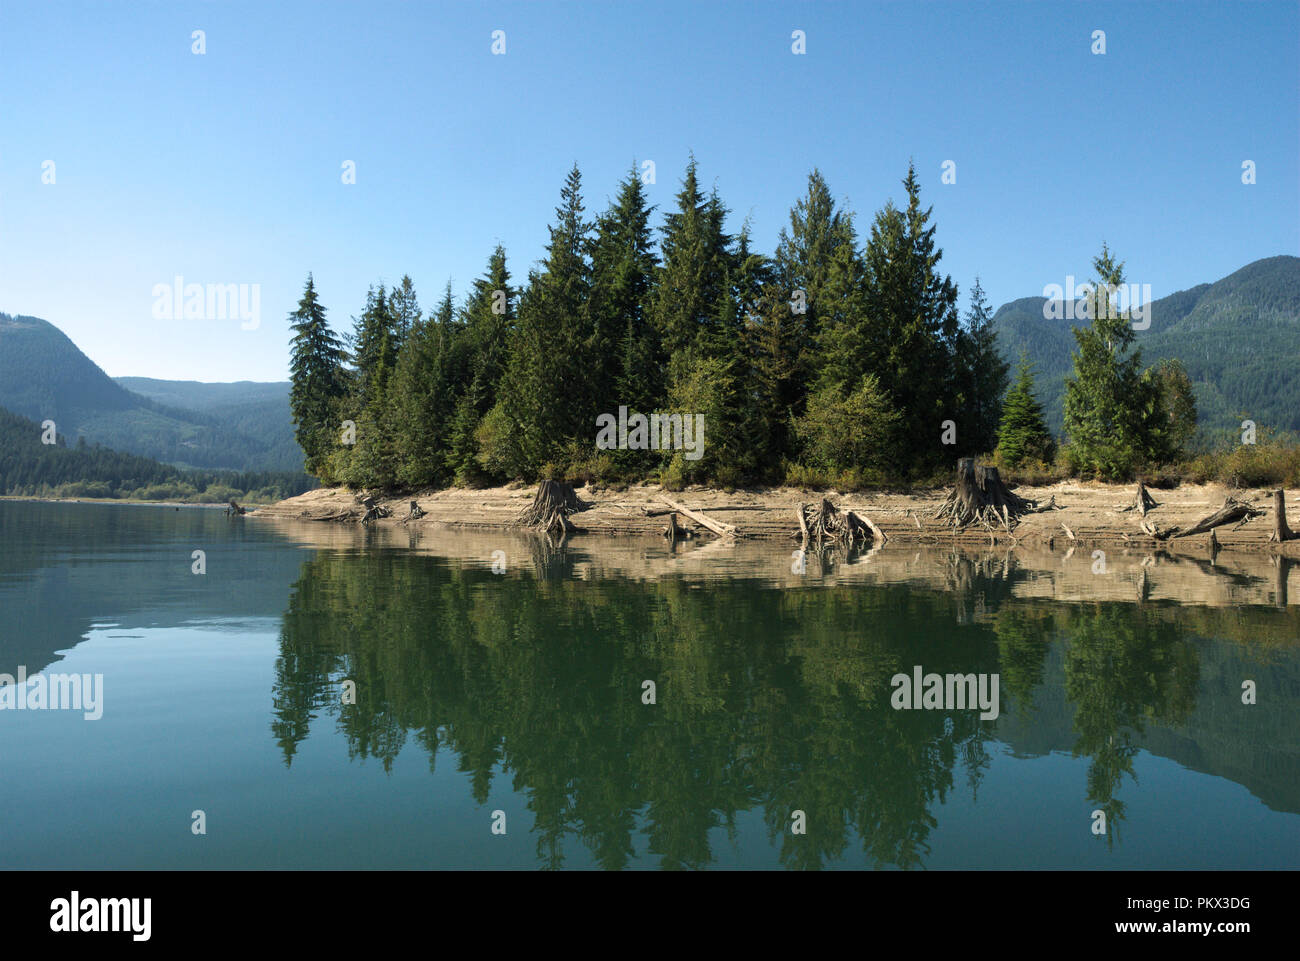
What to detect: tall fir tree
<box><xmin>650</xmin><ymin>156</ymin><xmax>735</xmax><ymax>390</ymax></box>
<box><xmin>388</xmin><ymin>275</ymin><xmax>421</xmax><ymax>353</ymax></box>
<box><xmin>288</xmin><ymin>274</ymin><xmax>346</xmax><ymax>478</ymax></box>
<box><xmin>856</xmin><ymin>163</ymin><xmax>960</xmax><ymax>474</ymax></box>
<box><xmin>494</xmin><ymin>165</ymin><xmax>593</xmax><ymax>476</ymax></box>
<box><xmin>1062</xmin><ymin>244</ymin><xmax>1169</xmax><ymax>478</ymax></box>
<box><xmin>447</xmin><ymin>247</ymin><xmax>516</xmax><ymax>484</ymax></box>
<box><xmin>589</xmin><ymin>168</ymin><xmax>660</xmax><ymax>413</ymax></box>
<box><xmin>955</xmin><ymin>277</ymin><xmax>1010</xmax><ymax>455</ymax></box>
<box><xmin>774</xmin><ymin>169</ymin><xmax>859</xmax><ymax>400</ymax></box>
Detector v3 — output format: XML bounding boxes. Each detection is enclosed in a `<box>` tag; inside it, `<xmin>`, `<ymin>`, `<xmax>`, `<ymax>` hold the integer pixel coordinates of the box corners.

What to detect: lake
<box><xmin>2</xmin><ymin>499</ymin><xmax>1297</xmax><ymax>870</ymax></box>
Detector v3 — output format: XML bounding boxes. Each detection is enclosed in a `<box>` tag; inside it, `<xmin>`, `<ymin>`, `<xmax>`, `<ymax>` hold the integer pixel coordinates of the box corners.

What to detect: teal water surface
<box><xmin>1</xmin><ymin>500</ymin><xmax>1297</xmax><ymax>870</ymax></box>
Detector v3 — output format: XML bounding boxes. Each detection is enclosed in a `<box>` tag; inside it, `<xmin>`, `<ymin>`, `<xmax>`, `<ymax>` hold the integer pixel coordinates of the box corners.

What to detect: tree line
<box><xmin>0</xmin><ymin>406</ymin><xmax>315</xmax><ymax>502</ymax></box>
<box><xmin>289</xmin><ymin>159</ymin><xmax>1196</xmax><ymax>488</ymax></box>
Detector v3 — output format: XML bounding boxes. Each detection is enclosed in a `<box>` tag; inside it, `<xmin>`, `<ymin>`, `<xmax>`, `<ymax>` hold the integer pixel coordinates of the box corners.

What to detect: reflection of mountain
<box><xmin>994</xmin><ymin>608</ymin><xmax>1300</xmax><ymax>817</ymax></box>
<box><xmin>270</xmin><ymin>539</ymin><xmax>1300</xmax><ymax>868</ymax></box>
<box><xmin>0</xmin><ymin>501</ymin><xmax>310</xmax><ymax>675</ymax></box>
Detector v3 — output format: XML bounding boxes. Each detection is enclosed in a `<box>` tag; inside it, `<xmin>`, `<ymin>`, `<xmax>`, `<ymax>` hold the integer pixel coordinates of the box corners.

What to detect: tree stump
<box><xmin>517</xmin><ymin>479</ymin><xmax>587</xmax><ymax>532</ymax></box>
<box><xmin>1270</xmin><ymin>489</ymin><xmax>1296</xmax><ymax>543</ymax></box>
<box><xmin>359</xmin><ymin>494</ymin><xmax>392</xmax><ymax>525</ymax></box>
<box><xmin>225</xmin><ymin>500</ymin><xmax>246</xmax><ymax>516</ymax></box>
<box><xmin>1118</xmin><ymin>482</ymin><xmax>1160</xmax><ymax>516</ymax></box>
<box><xmin>795</xmin><ymin>499</ymin><xmax>875</xmax><ymax>546</ymax></box>
<box><xmin>662</xmin><ymin>512</ymin><xmax>692</xmax><ymax>540</ymax></box>
<box><xmin>934</xmin><ymin>458</ymin><xmax>1035</xmax><ymax>531</ymax></box>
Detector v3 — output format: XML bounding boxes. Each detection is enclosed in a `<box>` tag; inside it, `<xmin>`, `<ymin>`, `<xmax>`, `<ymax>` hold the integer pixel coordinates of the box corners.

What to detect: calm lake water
<box><xmin>2</xmin><ymin>499</ymin><xmax>1298</xmax><ymax>870</ymax></box>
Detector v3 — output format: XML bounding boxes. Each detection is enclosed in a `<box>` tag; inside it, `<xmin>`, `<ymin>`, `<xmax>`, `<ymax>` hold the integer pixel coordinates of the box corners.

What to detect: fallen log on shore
<box><xmin>658</xmin><ymin>498</ymin><xmax>736</xmax><ymax>538</ymax></box>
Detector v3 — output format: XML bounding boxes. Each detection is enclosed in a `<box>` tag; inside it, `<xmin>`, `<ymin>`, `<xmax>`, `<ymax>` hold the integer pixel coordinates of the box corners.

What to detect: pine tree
<box><xmin>288</xmin><ymin>274</ymin><xmax>346</xmax><ymax>478</ymax></box>
<box><xmin>351</xmin><ymin>285</ymin><xmax>398</xmax><ymax>407</ymax></box>
<box><xmin>495</xmin><ymin>165</ymin><xmax>593</xmax><ymax>475</ymax></box>
<box><xmin>1062</xmin><ymin>244</ymin><xmax>1168</xmax><ymax>478</ymax></box>
<box><xmin>391</xmin><ymin>283</ymin><xmax>463</xmax><ymax>488</ymax></box>
<box><xmin>388</xmin><ymin>275</ymin><xmax>421</xmax><ymax>353</ymax></box>
<box><xmin>956</xmin><ymin>277</ymin><xmax>1010</xmax><ymax>454</ymax></box>
<box><xmin>589</xmin><ymin>168</ymin><xmax>660</xmax><ymax>411</ymax></box>
<box><xmin>996</xmin><ymin>353</ymin><xmax>1056</xmax><ymax>467</ymax></box>
<box><xmin>651</xmin><ymin>156</ymin><xmax>734</xmax><ymax>390</ymax></box>
<box><xmin>774</xmin><ymin>169</ymin><xmax>858</xmax><ymax>398</ymax></box>
<box><xmin>855</xmin><ymin>163</ymin><xmax>960</xmax><ymax>474</ymax></box>
<box><xmin>448</xmin><ymin>247</ymin><xmax>516</xmax><ymax>484</ymax></box>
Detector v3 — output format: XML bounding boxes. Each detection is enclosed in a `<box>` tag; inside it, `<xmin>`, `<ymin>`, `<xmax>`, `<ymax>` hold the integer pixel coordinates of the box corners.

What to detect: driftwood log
<box><xmin>934</xmin><ymin>458</ymin><xmax>1035</xmax><ymax>531</ymax></box>
<box><xmin>518</xmin><ymin>480</ymin><xmax>587</xmax><ymax>536</ymax></box>
<box><xmin>1141</xmin><ymin>496</ymin><xmax>1264</xmax><ymax>541</ymax></box>
<box><xmin>658</xmin><ymin>498</ymin><xmax>736</xmax><ymax>538</ymax></box>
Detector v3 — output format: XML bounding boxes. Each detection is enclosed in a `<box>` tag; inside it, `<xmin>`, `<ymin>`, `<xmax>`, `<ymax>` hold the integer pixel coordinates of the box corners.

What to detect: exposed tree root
<box><xmin>359</xmin><ymin>494</ymin><xmax>392</xmax><ymax>525</ymax></box>
<box><xmin>1115</xmin><ymin>482</ymin><xmax>1160</xmax><ymax>516</ymax></box>
<box><xmin>795</xmin><ymin>499</ymin><xmax>878</xmax><ymax>547</ymax></box>
<box><xmin>517</xmin><ymin>480</ymin><xmax>588</xmax><ymax>536</ymax></box>
<box><xmin>934</xmin><ymin>458</ymin><xmax>1036</xmax><ymax>532</ymax></box>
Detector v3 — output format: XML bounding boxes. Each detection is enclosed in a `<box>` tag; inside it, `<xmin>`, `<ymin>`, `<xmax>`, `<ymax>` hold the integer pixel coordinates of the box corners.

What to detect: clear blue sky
<box><xmin>2</xmin><ymin>0</ymin><xmax>1296</xmax><ymax>382</ymax></box>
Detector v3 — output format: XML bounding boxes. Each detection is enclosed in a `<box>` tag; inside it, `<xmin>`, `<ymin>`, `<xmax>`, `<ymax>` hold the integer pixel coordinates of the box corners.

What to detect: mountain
<box><xmin>115</xmin><ymin>377</ymin><xmax>301</xmax><ymax>472</ymax></box>
<box><xmin>991</xmin><ymin>255</ymin><xmax>1300</xmax><ymax>441</ymax></box>
<box><xmin>0</xmin><ymin>313</ymin><xmax>305</xmax><ymax>472</ymax></box>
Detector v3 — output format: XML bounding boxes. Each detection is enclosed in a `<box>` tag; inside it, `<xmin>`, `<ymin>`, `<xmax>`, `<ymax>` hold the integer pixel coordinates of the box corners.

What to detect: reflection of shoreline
<box><xmin>253</xmin><ymin>515</ymin><xmax>1300</xmax><ymax>614</ymax></box>
<box><xmin>271</xmin><ymin>545</ymin><xmax>1300</xmax><ymax>868</ymax></box>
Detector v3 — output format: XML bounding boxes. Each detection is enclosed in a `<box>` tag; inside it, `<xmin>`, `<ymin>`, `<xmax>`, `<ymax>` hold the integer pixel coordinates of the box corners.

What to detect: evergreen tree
<box><xmin>351</xmin><ymin>285</ymin><xmax>398</xmax><ymax>407</ymax></box>
<box><xmin>854</xmin><ymin>163</ymin><xmax>960</xmax><ymax>474</ymax></box>
<box><xmin>391</xmin><ymin>283</ymin><xmax>464</xmax><ymax>487</ymax></box>
<box><xmin>589</xmin><ymin>169</ymin><xmax>660</xmax><ymax>405</ymax></box>
<box><xmin>288</xmin><ymin>274</ymin><xmax>346</xmax><ymax>478</ymax></box>
<box><xmin>448</xmin><ymin>247</ymin><xmax>516</xmax><ymax>484</ymax></box>
<box><xmin>774</xmin><ymin>169</ymin><xmax>858</xmax><ymax>398</ymax></box>
<box><xmin>388</xmin><ymin>275</ymin><xmax>421</xmax><ymax>353</ymax></box>
<box><xmin>996</xmin><ymin>353</ymin><xmax>1056</xmax><ymax>467</ymax></box>
<box><xmin>495</xmin><ymin>165</ymin><xmax>593</xmax><ymax>475</ymax></box>
<box><xmin>1062</xmin><ymin>244</ymin><xmax>1168</xmax><ymax>478</ymax></box>
<box><xmin>956</xmin><ymin>277</ymin><xmax>1010</xmax><ymax>454</ymax></box>
<box><xmin>651</xmin><ymin>156</ymin><xmax>734</xmax><ymax>389</ymax></box>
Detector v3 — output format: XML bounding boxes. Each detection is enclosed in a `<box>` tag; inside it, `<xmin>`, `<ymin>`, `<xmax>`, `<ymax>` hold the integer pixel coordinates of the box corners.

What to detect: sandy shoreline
<box><xmin>252</xmin><ymin>480</ymin><xmax>1300</xmax><ymax>556</ymax></box>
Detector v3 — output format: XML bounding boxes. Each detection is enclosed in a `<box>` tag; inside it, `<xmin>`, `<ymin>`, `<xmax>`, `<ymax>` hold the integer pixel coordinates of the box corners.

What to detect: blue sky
<box><xmin>2</xmin><ymin>0</ymin><xmax>1296</xmax><ymax>382</ymax></box>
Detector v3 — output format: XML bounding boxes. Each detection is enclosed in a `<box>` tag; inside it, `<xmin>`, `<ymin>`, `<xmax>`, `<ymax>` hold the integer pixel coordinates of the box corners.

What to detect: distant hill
<box><xmin>991</xmin><ymin>255</ymin><xmax>1300</xmax><ymax>441</ymax></box>
<box><xmin>115</xmin><ymin>377</ymin><xmax>302</xmax><ymax>472</ymax></box>
<box><xmin>0</xmin><ymin>313</ymin><xmax>305</xmax><ymax>472</ymax></box>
